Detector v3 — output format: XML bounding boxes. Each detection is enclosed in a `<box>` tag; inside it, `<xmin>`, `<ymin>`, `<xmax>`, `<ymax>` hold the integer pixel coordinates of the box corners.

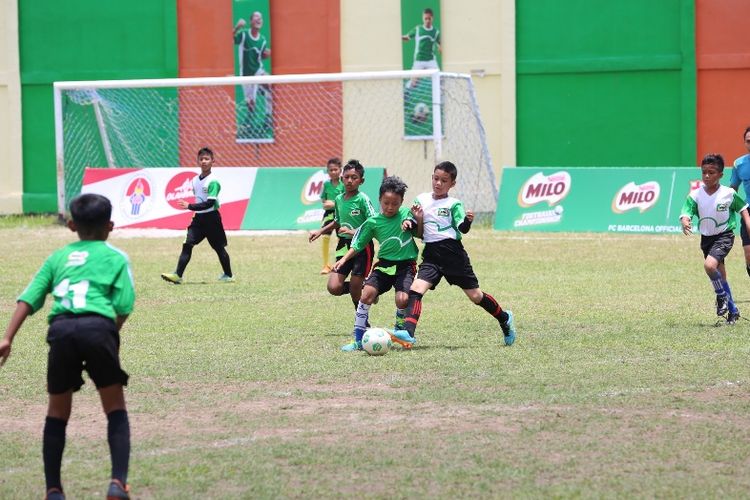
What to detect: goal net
<box><xmin>54</xmin><ymin>70</ymin><xmax>497</xmax><ymax>219</ymax></box>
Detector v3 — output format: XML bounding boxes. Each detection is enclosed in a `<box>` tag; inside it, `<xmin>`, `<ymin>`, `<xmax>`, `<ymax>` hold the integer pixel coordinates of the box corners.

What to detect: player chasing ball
<box><xmin>680</xmin><ymin>153</ymin><xmax>750</xmax><ymax>325</ymax></box>
<box><xmin>1</xmin><ymin>193</ymin><xmax>135</xmax><ymax>500</ymax></box>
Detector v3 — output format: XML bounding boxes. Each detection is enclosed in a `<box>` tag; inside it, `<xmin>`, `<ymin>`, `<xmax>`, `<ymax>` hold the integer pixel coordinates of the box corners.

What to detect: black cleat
<box><xmin>716</xmin><ymin>294</ymin><xmax>729</xmax><ymax>317</ymax></box>
<box><xmin>727</xmin><ymin>311</ymin><xmax>741</xmax><ymax>325</ymax></box>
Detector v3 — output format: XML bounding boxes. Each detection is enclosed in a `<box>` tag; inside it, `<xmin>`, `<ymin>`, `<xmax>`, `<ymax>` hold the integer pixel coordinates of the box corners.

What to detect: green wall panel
<box><xmin>516</xmin><ymin>0</ymin><xmax>695</xmax><ymax>168</ymax></box>
<box><xmin>19</xmin><ymin>0</ymin><xmax>178</xmax><ymax>213</ymax></box>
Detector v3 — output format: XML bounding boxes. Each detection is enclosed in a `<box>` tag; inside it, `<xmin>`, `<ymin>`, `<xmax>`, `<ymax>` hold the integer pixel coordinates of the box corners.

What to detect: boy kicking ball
<box><xmin>0</xmin><ymin>193</ymin><xmax>135</xmax><ymax>500</ymax></box>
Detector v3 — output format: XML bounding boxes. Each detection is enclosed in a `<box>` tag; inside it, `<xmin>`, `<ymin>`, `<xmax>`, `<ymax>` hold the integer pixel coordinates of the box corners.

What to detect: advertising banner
<box><xmin>81</xmin><ymin>167</ymin><xmax>384</xmax><ymax>231</ymax></box>
<box><xmin>494</xmin><ymin>167</ymin><xmax>702</xmax><ymax>233</ymax></box>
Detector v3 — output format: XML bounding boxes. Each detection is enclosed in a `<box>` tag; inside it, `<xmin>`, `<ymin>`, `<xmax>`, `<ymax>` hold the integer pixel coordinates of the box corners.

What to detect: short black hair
<box><xmin>343</xmin><ymin>159</ymin><xmax>365</xmax><ymax>179</ymax></box>
<box><xmin>424</xmin><ymin>8</ymin><xmax>433</xmax><ymax>15</ymax></box>
<box><xmin>435</xmin><ymin>161</ymin><xmax>457</xmax><ymax>180</ymax></box>
<box><xmin>69</xmin><ymin>193</ymin><xmax>112</xmax><ymax>230</ymax></box>
<box><xmin>701</xmin><ymin>153</ymin><xmax>725</xmax><ymax>172</ymax></box>
<box><xmin>197</xmin><ymin>147</ymin><xmax>214</xmax><ymax>159</ymax></box>
<box><xmin>327</xmin><ymin>157</ymin><xmax>342</xmax><ymax>168</ymax></box>
<box><xmin>379</xmin><ymin>175</ymin><xmax>408</xmax><ymax>199</ymax></box>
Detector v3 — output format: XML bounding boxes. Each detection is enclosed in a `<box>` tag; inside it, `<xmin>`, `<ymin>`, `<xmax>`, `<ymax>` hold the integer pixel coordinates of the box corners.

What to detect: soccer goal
<box><xmin>54</xmin><ymin>70</ymin><xmax>497</xmax><ymax>219</ymax></box>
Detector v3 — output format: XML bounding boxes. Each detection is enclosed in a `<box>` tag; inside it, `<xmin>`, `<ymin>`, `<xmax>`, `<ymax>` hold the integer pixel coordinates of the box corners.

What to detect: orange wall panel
<box><xmin>696</xmin><ymin>0</ymin><xmax>750</xmax><ymax>164</ymax></box>
<box><xmin>271</xmin><ymin>0</ymin><xmax>340</xmax><ymax>74</ymax></box>
<box><xmin>178</xmin><ymin>0</ymin><xmax>233</xmax><ymax>78</ymax></box>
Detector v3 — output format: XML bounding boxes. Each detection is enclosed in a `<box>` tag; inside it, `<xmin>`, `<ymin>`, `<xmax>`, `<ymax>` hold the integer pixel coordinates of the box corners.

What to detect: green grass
<box><xmin>1</xmin><ymin>222</ymin><xmax>749</xmax><ymax>498</ymax></box>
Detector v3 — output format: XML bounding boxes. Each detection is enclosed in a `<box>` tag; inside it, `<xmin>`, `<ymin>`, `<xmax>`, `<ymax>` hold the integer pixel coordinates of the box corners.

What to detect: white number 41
<box><xmin>53</xmin><ymin>279</ymin><xmax>90</xmax><ymax>309</ymax></box>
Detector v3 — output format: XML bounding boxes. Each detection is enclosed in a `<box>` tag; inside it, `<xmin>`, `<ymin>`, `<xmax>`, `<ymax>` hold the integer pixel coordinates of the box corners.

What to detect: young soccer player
<box><xmin>332</xmin><ymin>176</ymin><xmax>420</xmax><ymax>351</ymax></box>
<box><xmin>0</xmin><ymin>193</ymin><xmax>135</xmax><ymax>500</ymax></box>
<box><xmin>402</xmin><ymin>8</ymin><xmax>442</xmax><ymax>90</ymax></box>
<box><xmin>309</xmin><ymin>159</ymin><xmax>377</xmax><ymax>309</ymax></box>
<box><xmin>318</xmin><ymin>157</ymin><xmax>344</xmax><ymax>274</ymax></box>
<box><xmin>680</xmin><ymin>153</ymin><xmax>750</xmax><ymax>324</ymax></box>
<box><xmin>394</xmin><ymin>161</ymin><xmax>517</xmax><ymax>346</ymax></box>
<box><xmin>161</xmin><ymin>147</ymin><xmax>234</xmax><ymax>284</ymax></box>
<box><xmin>730</xmin><ymin>125</ymin><xmax>750</xmax><ymax>277</ymax></box>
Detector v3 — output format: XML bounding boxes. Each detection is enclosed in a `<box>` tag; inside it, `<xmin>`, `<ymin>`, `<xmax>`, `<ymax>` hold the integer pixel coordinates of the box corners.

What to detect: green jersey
<box><xmin>193</xmin><ymin>173</ymin><xmax>220</xmax><ymax>213</ymax></box>
<box><xmin>321</xmin><ymin>180</ymin><xmax>344</xmax><ymax>203</ymax></box>
<box><xmin>18</xmin><ymin>240</ymin><xmax>135</xmax><ymax>323</ymax></box>
<box><xmin>352</xmin><ymin>206</ymin><xmax>419</xmax><ymax>262</ymax></box>
<box><xmin>234</xmin><ymin>30</ymin><xmax>269</xmax><ymax>76</ymax></box>
<box><xmin>406</xmin><ymin>24</ymin><xmax>440</xmax><ymax>62</ymax></box>
<box><xmin>680</xmin><ymin>184</ymin><xmax>747</xmax><ymax>236</ymax></box>
<box><xmin>334</xmin><ymin>191</ymin><xmax>377</xmax><ymax>240</ymax></box>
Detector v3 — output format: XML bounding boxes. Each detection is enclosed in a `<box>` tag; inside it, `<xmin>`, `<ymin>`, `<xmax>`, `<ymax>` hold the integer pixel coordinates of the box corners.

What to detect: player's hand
<box><xmin>236</xmin><ymin>18</ymin><xmax>246</xmax><ymax>28</ymax></box>
<box><xmin>331</xmin><ymin>261</ymin><xmax>343</xmax><ymax>273</ymax></box>
<box><xmin>682</xmin><ymin>223</ymin><xmax>692</xmax><ymax>236</ymax></box>
<box><xmin>410</xmin><ymin>203</ymin><xmax>423</xmax><ymax>220</ymax></box>
<box><xmin>338</xmin><ymin>227</ymin><xmax>354</xmax><ymax>236</ymax></box>
<box><xmin>0</xmin><ymin>339</ymin><xmax>11</xmax><ymax>367</ymax></box>
<box><xmin>309</xmin><ymin>231</ymin><xmax>320</xmax><ymax>243</ymax></box>
<box><xmin>465</xmin><ymin>210</ymin><xmax>474</xmax><ymax>222</ymax></box>
<box><xmin>402</xmin><ymin>220</ymin><xmax>414</xmax><ymax>231</ymax></box>
<box><xmin>177</xmin><ymin>200</ymin><xmax>189</xmax><ymax>209</ymax></box>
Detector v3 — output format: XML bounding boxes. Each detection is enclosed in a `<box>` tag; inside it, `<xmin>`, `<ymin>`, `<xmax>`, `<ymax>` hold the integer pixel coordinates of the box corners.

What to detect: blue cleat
<box><xmin>390</xmin><ymin>329</ymin><xmax>415</xmax><ymax>349</ymax></box>
<box><xmin>341</xmin><ymin>340</ymin><xmax>362</xmax><ymax>352</ymax></box>
<box><xmin>500</xmin><ymin>311</ymin><xmax>516</xmax><ymax>346</ymax></box>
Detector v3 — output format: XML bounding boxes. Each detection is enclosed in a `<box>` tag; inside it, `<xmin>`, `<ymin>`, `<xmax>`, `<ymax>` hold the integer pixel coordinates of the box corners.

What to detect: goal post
<box><xmin>54</xmin><ymin>69</ymin><xmax>497</xmax><ymax>221</ymax></box>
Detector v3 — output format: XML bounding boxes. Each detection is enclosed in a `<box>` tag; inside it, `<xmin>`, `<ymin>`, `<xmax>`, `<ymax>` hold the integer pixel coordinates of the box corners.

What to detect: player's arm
<box><xmin>310</xmin><ymin>220</ymin><xmax>339</xmax><ymax>242</ymax></box>
<box><xmin>233</xmin><ymin>18</ymin><xmax>246</xmax><ymax>37</ymax></box>
<box><xmin>453</xmin><ymin>201</ymin><xmax>473</xmax><ymax>234</ymax></box>
<box><xmin>322</xmin><ymin>200</ymin><xmax>335</xmax><ymax>210</ymax></box>
<box><xmin>679</xmin><ymin>197</ymin><xmax>698</xmax><ymax>235</ymax></box>
<box><xmin>332</xmin><ymin>221</ymin><xmax>372</xmax><ymax>271</ymax></box>
<box><xmin>0</xmin><ymin>301</ymin><xmax>33</xmax><ymax>367</ymax></box>
<box><xmin>331</xmin><ymin>247</ymin><xmax>358</xmax><ymax>272</ymax></box>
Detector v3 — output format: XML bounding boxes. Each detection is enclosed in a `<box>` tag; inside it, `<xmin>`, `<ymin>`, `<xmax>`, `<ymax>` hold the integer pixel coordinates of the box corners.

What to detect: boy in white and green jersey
<box><xmin>333</xmin><ymin>176</ymin><xmax>420</xmax><ymax>351</ymax></box>
<box><xmin>161</xmin><ymin>147</ymin><xmax>233</xmax><ymax>285</ymax></box>
<box><xmin>0</xmin><ymin>193</ymin><xmax>135</xmax><ymax>499</ymax></box>
<box><xmin>395</xmin><ymin>161</ymin><xmax>517</xmax><ymax>347</ymax></box>
<box><xmin>318</xmin><ymin>157</ymin><xmax>344</xmax><ymax>274</ymax></box>
<box><xmin>310</xmin><ymin>160</ymin><xmax>377</xmax><ymax>309</ymax></box>
<box><xmin>680</xmin><ymin>153</ymin><xmax>750</xmax><ymax>324</ymax></box>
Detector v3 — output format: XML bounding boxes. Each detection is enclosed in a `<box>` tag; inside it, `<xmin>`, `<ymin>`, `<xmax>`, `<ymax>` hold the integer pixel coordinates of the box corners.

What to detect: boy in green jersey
<box><xmin>0</xmin><ymin>193</ymin><xmax>135</xmax><ymax>500</ymax></box>
<box><xmin>310</xmin><ymin>160</ymin><xmax>377</xmax><ymax>309</ymax></box>
<box><xmin>161</xmin><ymin>147</ymin><xmax>234</xmax><ymax>285</ymax></box>
<box><xmin>333</xmin><ymin>176</ymin><xmax>420</xmax><ymax>351</ymax></box>
<box><xmin>318</xmin><ymin>157</ymin><xmax>344</xmax><ymax>274</ymax></box>
<box><xmin>680</xmin><ymin>153</ymin><xmax>750</xmax><ymax>325</ymax></box>
<box><xmin>233</xmin><ymin>11</ymin><xmax>272</xmax><ymax>122</ymax></box>
<box><xmin>402</xmin><ymin>7</ymin><xmax>441</xmax><ymax>89</ymax></box>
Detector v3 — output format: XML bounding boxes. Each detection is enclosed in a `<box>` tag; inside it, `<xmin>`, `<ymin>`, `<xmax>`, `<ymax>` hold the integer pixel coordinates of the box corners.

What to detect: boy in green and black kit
<box><xmin>0</xmin><ymin>193</ymin><xmax>135</xmax><ymax>500</ymax></box>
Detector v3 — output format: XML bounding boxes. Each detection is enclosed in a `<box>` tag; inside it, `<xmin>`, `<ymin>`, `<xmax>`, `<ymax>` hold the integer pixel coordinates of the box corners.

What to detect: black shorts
<box><xmin>416</xmin><ymin>240</ymin><xmax>480</xmax><ymax>290</ymax></box>
<box><xmin>334</xmin><ymin>238</ymin><xmax>374</xmax><ymax>277</ymax></box>
<box><xmin>185</xmin><ymin>210</ymin><xmax>227</xmax><ymax>248</ymax></box>
<box><xmin>365</xmin><ymin>260</ymin><xmax>417</xmax><ymax>295</ymax></box>
<box><xmin>701</xmin><ymin>231</ymin><xmax>734</xmax><ymax>262</ymax></box>
<box><xmin>321</xmin><ymin>209</ymin><xmax>335</xmax><ymax>227</ymax></box>
<box><xmin>741</xmin><ymin>217</ymin><xmax>750</xmax><ymax>247</ymax></box>
<box><xmin>46</xmin><ymin>314</ymin><xmax>129</xmax><ymax>394</ymax></box>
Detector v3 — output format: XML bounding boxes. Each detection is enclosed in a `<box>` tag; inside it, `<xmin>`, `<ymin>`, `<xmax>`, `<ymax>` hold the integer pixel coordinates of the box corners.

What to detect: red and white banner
<box><xmin>81</xmin><ymin>168</ymin><xmax>258</xmax><ymax>229</ymax></box>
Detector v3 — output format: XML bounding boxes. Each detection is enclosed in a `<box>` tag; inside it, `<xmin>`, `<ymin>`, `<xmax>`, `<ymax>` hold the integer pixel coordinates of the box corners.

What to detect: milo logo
<box><xmin>518</xmin><ymin>172</ymin><xmax>571</xmax><ymax>207</ymax></box>
<box><xmin>612</xmin><ymin>181</ymin><xmax>660</xmax><ymax>213</ymax></box>
<box><xmin>165</xmin><ymin>171</ymin><xmax>197</xmax><ymax>209</ymax></box>
<box><xmin>301</xmin><ymin>169</ymin><xmax>329</xmax><ymax>205</ymax></box>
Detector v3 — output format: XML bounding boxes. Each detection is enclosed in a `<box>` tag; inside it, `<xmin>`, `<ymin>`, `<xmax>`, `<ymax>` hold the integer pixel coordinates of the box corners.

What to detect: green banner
<box><xmin>233</xmin><ymin>0</ymin><xmax>273</xmax><ymax>143</ymax></box>
<box><xmin>494</xmin><ymin>167</ymin><xmax>703</xmax><ymax>233</ymax></box>
<box><xmin>242</xmin><ymin>167</ymin><xmax>385</xmax><ymax>230</ymax></box>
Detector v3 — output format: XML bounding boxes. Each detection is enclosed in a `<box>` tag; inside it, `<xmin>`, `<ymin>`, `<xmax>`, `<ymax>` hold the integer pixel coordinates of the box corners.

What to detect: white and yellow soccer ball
<box><xmin>361</xmin><ymin>328</ymin><xmax>393</xmax><ymax>356</ymax></box>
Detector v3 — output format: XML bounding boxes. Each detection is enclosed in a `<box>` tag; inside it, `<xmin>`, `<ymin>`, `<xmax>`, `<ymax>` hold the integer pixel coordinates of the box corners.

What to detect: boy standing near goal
<box><xmin>318</xmin><ymin>157</ymin><xmax>344</xmax><ymax>274</ymax></box>
<box><xmin>161</xmin><ymin>147</ymin><xmax>234</xmax><ymax>284</ymax></box>
<box><xmin>394</xmin><ymin>161</ymin><xmax>517</xmax><ymax>346</ymax></box>
<box><xmin>0</xmin><ymin>193</ymin><xmax>135</xmax><ymax>500</ymax></box>
<box><xmin>680</xmin><ymin>153</ymin><xmax>750</xmax><ymax>324</ymax></box>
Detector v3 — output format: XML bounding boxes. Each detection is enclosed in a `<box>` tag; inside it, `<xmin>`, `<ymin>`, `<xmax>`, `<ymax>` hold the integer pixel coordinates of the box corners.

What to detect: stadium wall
<box><xmin>0</xmin><ymin>0</ymin><xmax>22</xmax><ymax>213</ymax></box>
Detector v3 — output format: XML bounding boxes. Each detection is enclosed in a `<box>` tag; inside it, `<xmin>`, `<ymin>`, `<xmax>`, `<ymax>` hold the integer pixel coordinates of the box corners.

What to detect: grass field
<box><xmin>1</xmin><ymin>217</ymin><xmax>749</xmax><ymax>498</ymax></box>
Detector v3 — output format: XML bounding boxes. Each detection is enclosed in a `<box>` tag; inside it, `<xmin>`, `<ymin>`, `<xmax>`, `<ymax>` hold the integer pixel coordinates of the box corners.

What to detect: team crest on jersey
<box><xmin>436</xmin><ymin>208</ymin><xmax>450</xmax><ymax>216</ymax></box>
<box><xmin>716</xmin><ymin>202</ymin><xmax>729</xmax><ymax>212</ymax></box>
<box><xmin>350</xmin><ymin>209</ymin><xmax>361</xmax><ymax>216</ymax></box>
<box><xmin>120</xmin><ymin>175</ymin><xmax>153</xmax><ymax>220</ymax></box>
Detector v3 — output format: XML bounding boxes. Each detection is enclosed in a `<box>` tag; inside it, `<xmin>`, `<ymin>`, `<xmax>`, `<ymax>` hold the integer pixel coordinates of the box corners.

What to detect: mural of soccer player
<box><xmin>233</xmin><ymin>2</ymin><xmax>273</xmax><ymax>142</ymax></box>
<box><xmin>402</xmin><ymin>7</ymin><xmax>441</xmax><ymax>90</ymax></box>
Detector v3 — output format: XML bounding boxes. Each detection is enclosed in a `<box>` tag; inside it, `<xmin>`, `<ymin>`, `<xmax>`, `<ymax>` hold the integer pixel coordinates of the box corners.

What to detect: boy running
<box><xmin>680</xmin><ymin>153</ymin><xmax>750</xmax><ymax>324</ymax></box>
<box><xmin>309</xmin><ymin>159</ymin><xmax>377</xmax><ymax>308</ymax></box>
<box><xmin>0</xmin><ymin>193</ymin><xmax>135</xmax><ymax>500</ymax></box>
<box><xmin>394</xmin><ymin>161</ymin><xmax>516</xmax><ymax>346</ymax></box>
<box><xmin>333</xmin><ymin>176</ymin><xmax>420</xmax><ymax>351</ymax></box>
<box><xmin>161</xmin><ymin>147</ymin><xmax>234</xmax><ymax>284</ymax></box>
<box><xmin>318</xmin><ymin>157</ymin><xmax>344</xmax><ymax>274</ymax></box>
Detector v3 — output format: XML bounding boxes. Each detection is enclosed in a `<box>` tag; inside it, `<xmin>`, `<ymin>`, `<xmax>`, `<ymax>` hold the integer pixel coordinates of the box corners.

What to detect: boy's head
<box><xmin>379</xmin><ymin>176</ymin><xmax>408</xmax><ymax>217</ymax></box>
<box><xmin>68</xmin><ymin>193</ymin><xmax>114</xmax><ymax>240</ymax></box>
<box><xmin>326</xmin><ymin>157</ymin><xmax>342</xmax><ymax>180</ymax></box>
<box><xmin>701</xmin><ymin>153</ymin><xmax>725</xmax><ymax>172</ymax></box>
<box><xmin>432</xmin><ymin>161</ymin><xmax>457</xmax><ymax>198</ymax></box>
<box><xmin>197</xmin><ymin>147</ymin><xmax>214</xmax><ymax>172</ymax></box>
<box><xmin>250</xmin><ymin>11</ymin><xmax>263</xmax><ymax>29</ymax></box>
<box><xmin>700</xmin><ymin>153</ymin><xmax>725</xmax><ymax>188</ymax></box>
<box><xmin>423</xmin><ymin>8</ymin><xmax>434</xmax><ymax>26</ymax></box>
<box><xmin>342</xmin><ymin>159</ymin><xmax>365</xmax><ymax>193</ymax></box>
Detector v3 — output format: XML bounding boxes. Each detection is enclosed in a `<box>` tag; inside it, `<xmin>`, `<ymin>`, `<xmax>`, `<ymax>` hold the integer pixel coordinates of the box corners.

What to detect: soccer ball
<box><xmin>361</xmin><ymin>328</ymin><xmax>393</xmax><ymax>356</ymax></box>
<box><xmin>412</xmin><ymin>102</ymin><xmax>430</xmax><ymax>123</ymax></box>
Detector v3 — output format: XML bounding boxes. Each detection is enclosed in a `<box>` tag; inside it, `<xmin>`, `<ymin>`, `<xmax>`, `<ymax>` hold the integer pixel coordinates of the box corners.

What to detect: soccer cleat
<box><xmin>45</xmin><ymin>488</ymin><xmax>65</xmax><ymax>500</ymax></box>
<box><xmin>218</xmin><ymin>274</ymin><xmax>235</xmax><ymax>283</ymax></box>
<box><xmin>727</xmin><ymin>311</ymin><xmax>741</xmax><ymax>325</ymax></box>
<box><xmin>319</xmin><ymin>265</ymin><xmax>332</xmax><ymax>275</ymax></box>
<box><xmin>160</xmin><ymin>272</ymin><xmax>182</xmax><ymax>285</ymax></box>
<box><xmin>106</xmin><ymin>479</ymin><xmax>130</xmax><ymax>500</ymax></box>
<box><xmin>500</xmin><ymin>311</ymin><xmax>516</xmax><ymax>346</ymax></box>
<box><xmin>390</xmin><ymin>329</ymin><xmax>415</xmax><ymax>349</ymax></box>
<box><xmin>394</xmin><ymin>317</ymin><xmax>406</xmax><ymax>331</ymax></box>
<box><xmin>341</xmin><ymin>340</ymin><xmax>362</xmax><ymax>352</ymax></box>
<box><xmin>716</xmin><ymin>294</ymin><xmax>729</xmax><ymax>316</ymax></box>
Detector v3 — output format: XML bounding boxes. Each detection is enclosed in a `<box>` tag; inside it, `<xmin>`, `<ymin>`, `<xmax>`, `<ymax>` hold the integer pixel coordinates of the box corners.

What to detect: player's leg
<box><xmin>342</xmin><ymin>284</ymin><xmax>380</xmax><ymax>352</ymax></box>
<box><xmin>463</xmin><ymin>287</ymin><xmax>516</xmax><ymax>346</ymax></box>
<box><xmin>326</xmin><ymin>271</ymin><xmax>347</xmax><ymax>296</ymax></box>
<box><xmin>261</xmin><ymin>84</ymin><xmax>273</xmax><ymax>128</ymax></box>
<box><xmin>703</xmin><ymin>233</ymin><xmax>734</xmax><ymax>317</ymax></box>
<box><xmin>99</xmin><ymin>384</ymin><xmax>130</xmax><ymax>498</ymax></box>
<box><xmin>44</xmin><ymin>391</ymin><xmax>72</xmax><ymax>499</ymax></box>
<box><xmin>741</xmin><ymin>217</ymin><xmax>750</xmax><ymax>277</ymax></box>
<box><xmin>207</xmin><ymin>213</ymin><xmax>233</xmax><ymax>281</ymax></box>
<box><xmin>389</xmin><ymin>262</ymin><xmax>417</xmax><ymax>347</ymax></box>
<box><xmin>320</xmin><ymin>211</ymin><xmax>334</xmax><ymax>274</ymax></box>
<box><xmin>397</xmin><ymin>260</ymin><xmax>440</xmax><ymax>341</ymax></box>
<box><xmin>162</xmin><ymin>220</ymin><xmax>204</xmax><ymax>284</ymax></box>
<box><xmin>348</xmin><ymin>241</ymin><xmax>375</xmax><ymax>308</ymax></box>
